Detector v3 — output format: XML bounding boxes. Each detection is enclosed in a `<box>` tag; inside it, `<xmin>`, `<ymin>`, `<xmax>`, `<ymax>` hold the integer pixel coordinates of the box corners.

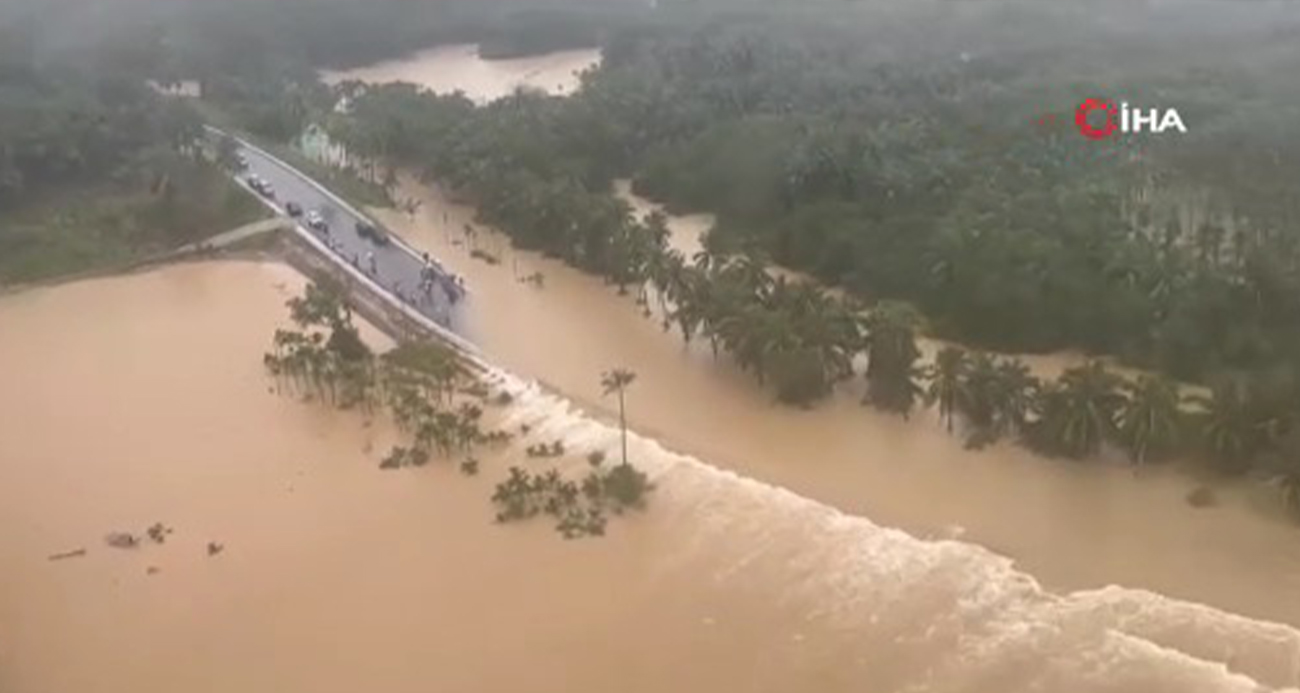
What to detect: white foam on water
<box><xmin>482</xmin><ymin>368</ymin><xmax>1300</xmax><ymax>692</ymax></box>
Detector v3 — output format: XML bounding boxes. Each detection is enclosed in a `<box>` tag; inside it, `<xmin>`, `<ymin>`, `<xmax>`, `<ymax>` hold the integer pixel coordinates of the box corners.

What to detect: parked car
<box><xmin>245</xmin><ymin>174</ymin><xmax>263</xmax><ymax>191</ymax></box>
<box><xmin>284</xmin><ymin>201</ymin><xmax>303</xmax><ymax>217</ymax></box>
<box><xmin>355</xmin><ymin>221</ymin><xmax>390</xmax><ymax>246</ymax></box>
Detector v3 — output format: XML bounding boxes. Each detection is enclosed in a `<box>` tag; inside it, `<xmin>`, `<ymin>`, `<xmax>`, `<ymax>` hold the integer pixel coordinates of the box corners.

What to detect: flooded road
<box><xmin>321</xmin><ymin>44</ymin><xmax>600</xmax><ymax>104</ymax></box>
<box><xmin>2</xmin><ymin>261</ymin><xmax>1298</xmax><ymax>692</ymax></box>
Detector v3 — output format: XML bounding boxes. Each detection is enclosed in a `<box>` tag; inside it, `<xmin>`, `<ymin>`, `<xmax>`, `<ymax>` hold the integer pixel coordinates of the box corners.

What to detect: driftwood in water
<box><xmin>48</xmin><ymin>548</ymin><xmax>87</xmax><ymax>561</ymax></box>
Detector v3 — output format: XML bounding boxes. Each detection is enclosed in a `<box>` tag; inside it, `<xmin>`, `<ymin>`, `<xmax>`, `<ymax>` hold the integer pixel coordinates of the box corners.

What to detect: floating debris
<box><xmin>146</xmin><ymin>523</ymin><xmax>173</xmax><ymax>544</ymax></box>
<box><xmin>207</xmin><ymin>542</ymin><xmax>224</xmax><ymax>557</ymax></box>
<box><xmin>105</xmin><ymin>532</ymin><xmax>140</xmax><ymax>549</ymax></box>
<box><xmin>48</xmin><ymin>548</ymin><xmax>87</xmax><ymax>561</ymax></box>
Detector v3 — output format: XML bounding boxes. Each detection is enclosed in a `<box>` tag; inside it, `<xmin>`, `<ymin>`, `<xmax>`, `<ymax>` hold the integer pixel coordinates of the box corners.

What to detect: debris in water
<box><xmin>207</xmin><ymin>542</ymin><xmax>224</xmax><ymax>556</ymax></box>
<box><xmin>48</xmin><ymin>548</ymin><xmax>87</xmax><ymax>561</ymax></box>
<box><xmin>105</xmin><ymin>532</ymin><xmax>140</xmax><ymax>549</ymax></box>
<box><xmin>146</xmin><ymin>523</ymin><xmax>172</xmax><ymax>544</ymax></box>
<box><xmin>146</xmin><ymin>566</ymin><xmax>160</xmax><ymax>575</ymax></box>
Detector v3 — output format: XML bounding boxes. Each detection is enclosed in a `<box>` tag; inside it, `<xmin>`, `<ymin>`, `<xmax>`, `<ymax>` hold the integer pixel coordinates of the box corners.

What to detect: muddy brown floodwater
<box><xmin>321</xmin><ymin>44</ymin><xmax>601</xmax><ymax>104</ymax></box>
<box><xmin>3</xmin><ymin>261</ymin><xmax>1299</xmax><ymax>692</ymax></box>
<box><xmin>3</xmin><ymin>45</ymin><xmax>1299</xmax><ymax>692</ymax></box>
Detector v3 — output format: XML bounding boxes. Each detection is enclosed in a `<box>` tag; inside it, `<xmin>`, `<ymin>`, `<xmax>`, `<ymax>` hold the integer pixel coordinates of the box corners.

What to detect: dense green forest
<box><xmin>0</xmin><ymin>4</ymin><xmax>265</xmax><ymax>283</ymax></box>
<box><xmin>4</xmin><ymin>0</ymin><xmax>1300</xmax><ymax>502</ymax></box>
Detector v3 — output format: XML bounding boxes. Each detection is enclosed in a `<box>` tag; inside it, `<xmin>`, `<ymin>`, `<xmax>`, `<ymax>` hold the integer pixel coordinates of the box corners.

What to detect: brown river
<box><xmin>321</xmin><ymin>44</ymin><xmax>601</xmax><ymax>104</ymax></box>
<box><xmin>2</xmin><ymin>48</ymin><xmax>1299</xmax><ymax>692</ymax></box>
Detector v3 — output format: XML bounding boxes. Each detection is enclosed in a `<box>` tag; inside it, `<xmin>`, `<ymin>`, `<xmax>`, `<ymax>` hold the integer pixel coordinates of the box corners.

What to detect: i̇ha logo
<box><xmin>1074</xmin><ymin>98</ymin><xmax>1187</xmax><ymax>140</ymax></box>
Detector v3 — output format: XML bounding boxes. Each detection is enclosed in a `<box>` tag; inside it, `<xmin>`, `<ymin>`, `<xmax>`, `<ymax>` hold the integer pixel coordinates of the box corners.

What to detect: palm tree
<box><xmin>1032</xmin><ymin>361</ymin><xmax>1125</xmax><ymax>459</ymax></box>
<box><xmin>990</xmin><ymin>357</ymin><xmax>1038</xmax><ymax>440</ymax></box>
<box><xmin>959</xmin><ymin>352</ymin><xmax>1002</xmax><ymax>437</ymax></box>
<box><xmin>1116</xmin><ymin>375</ymin><xmax>1184</xmax><ymax>465</ymax></box>
<box><xmin>1190</xmin><ymin>378</ymin><xmax>1270</xmax><ymax>472</ymax></box>
<box><xmin>862</xmin><ymin>302</ymin><xmax>924</xmax><ymax>417</ymax></box>
<box><xmin>925</xmin><ymin>346</ymin><xmax>970</xmax><ymax>433</ymax></box>
<box><xmin>601</xmin><ymin>368</ymin><xmax>637</xmax><ymax>467</ymax></box>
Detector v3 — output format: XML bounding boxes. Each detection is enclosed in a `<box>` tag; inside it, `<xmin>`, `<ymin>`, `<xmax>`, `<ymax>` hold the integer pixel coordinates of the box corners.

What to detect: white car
<box><xmin>305</xmin><ymin>211</ymin><xmax>327</xmax><ymax>231</ymax></box>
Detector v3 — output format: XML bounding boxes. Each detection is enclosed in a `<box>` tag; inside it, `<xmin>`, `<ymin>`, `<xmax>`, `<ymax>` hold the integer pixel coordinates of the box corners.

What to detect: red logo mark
<box><xmin>1075</xmin><ymin>98</ymin><xmax>1118</xmax><ymax>140</ymax></box>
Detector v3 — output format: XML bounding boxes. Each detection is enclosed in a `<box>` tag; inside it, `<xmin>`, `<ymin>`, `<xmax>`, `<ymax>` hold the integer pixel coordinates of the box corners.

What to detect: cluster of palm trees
<box><xmin>264</xmin><ymin>284</ymin><xmax>659</xmax><ymax>529</ymax></box>
<box><xmin>491</xmin><ymin>368</ymin><xmax>652</xmax><ymax>539</ymax></box>
<box><xmin>631</xmin><ymin>242</ymin><xmax>1300</xmax><ymax>510</ymax></box>
<box><xmin>643</xmin><ymin>247</ymin><xmax>866</xmax><ymax>405</ymax></box>
<box><xmin>922</xmin><ymin>348</ymin><xmax>1300</xmax><ymax>508</ymax></box>
<box><xmin>381</xmin><ymin>367</ymin><xmax>496</xmax><ymax>472</ymax></box>
<box><xmin>263</xmin><ymin>282</ymin><xmax>378</xmax><ymax>411</ymax></box>
<box><xmin>263</xmin><ymin>282</ymin><xmax>507</xmax><ymax>472</ymax></box>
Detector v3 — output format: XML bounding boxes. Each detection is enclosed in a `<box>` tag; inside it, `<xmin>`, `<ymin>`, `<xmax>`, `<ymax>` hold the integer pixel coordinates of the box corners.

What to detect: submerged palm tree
<box><xmin>1116</xmin><ymin>375</ymin><xmax>1184</xmax><ymax>465</ymax></box>
<box><xmin>925</xmin><ymin>346</ymin><xmax>970</xmax><ymax>433</ymax></box>
<box><xmin>1032</xmin><ymin>361</ymin><xmax>1125</xmax><ymax>459</ymax></box>
<box><xmin>863</xmin><ymin>302</ymin><xmax>924</xmax><ymax>417</ymax></box>
<box><xmin>1189</xmin><ymin>377</ymin><xmax>1284</xmax><ymax>473</ymax></box>
<box><xmin>601</xmin><ymin>368</ymin><xmax>637</xmax><ymax>467</ymax></box>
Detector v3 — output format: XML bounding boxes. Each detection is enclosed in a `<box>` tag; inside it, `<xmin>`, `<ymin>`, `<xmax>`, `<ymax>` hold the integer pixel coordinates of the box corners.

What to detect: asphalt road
<box><xmin>233</xmin><ymin>142</ymin><xmax>465</xmax><ymax>331</ymax></box>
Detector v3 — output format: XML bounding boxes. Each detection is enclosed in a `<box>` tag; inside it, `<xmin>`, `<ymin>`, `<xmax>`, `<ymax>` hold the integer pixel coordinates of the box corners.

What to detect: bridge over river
<box><xmin>206</xmin><ymin>127</ymin><xmax>477</xmax><ymax>355</ymax></box>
